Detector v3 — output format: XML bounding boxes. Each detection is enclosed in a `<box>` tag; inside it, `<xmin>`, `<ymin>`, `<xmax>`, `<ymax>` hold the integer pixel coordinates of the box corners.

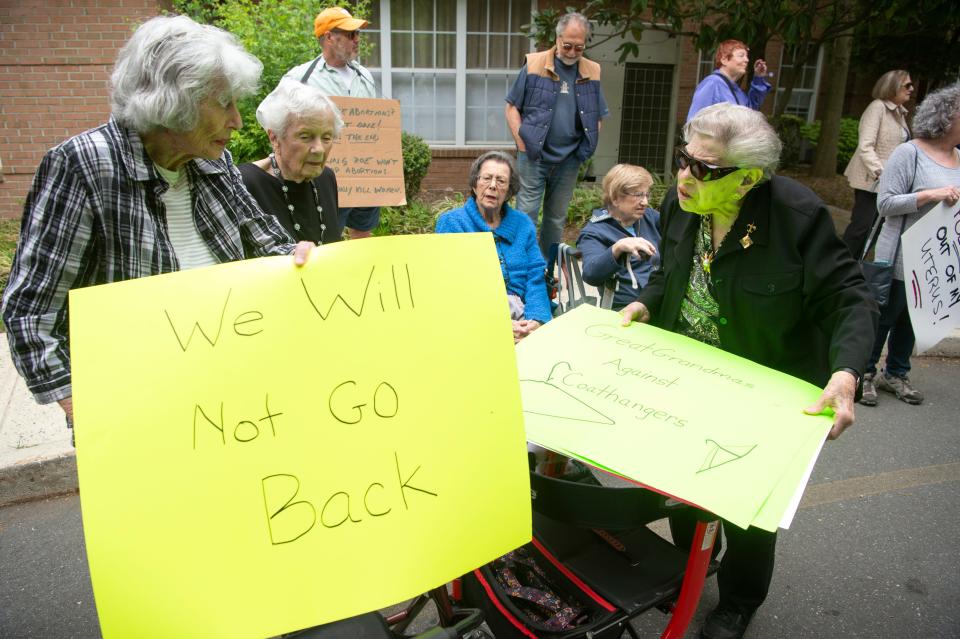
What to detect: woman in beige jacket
<box><xmin>842</xmin><ymin>70</ymin><xmax>913</xmax><ymax>257</ymax></box>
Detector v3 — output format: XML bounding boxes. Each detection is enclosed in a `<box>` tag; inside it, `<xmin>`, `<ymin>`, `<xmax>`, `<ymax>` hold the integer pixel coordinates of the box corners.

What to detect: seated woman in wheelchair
<box><xmin>577</xmin><ymin>164</ymin><xmax>661</xmax><ymax>310</ymax></box>
<box><xmin>436</xmin><ymin>151</ymin><xmax>551</xmax><ymax>343</ymax></box>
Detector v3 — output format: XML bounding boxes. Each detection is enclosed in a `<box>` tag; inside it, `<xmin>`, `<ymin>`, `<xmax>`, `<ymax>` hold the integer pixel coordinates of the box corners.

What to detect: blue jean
<box><xmin>866</xmin><ymin>279</ymin><xmax>915</xmax><ymax>378</ymax></box>
<box><xmin>515</xmin><ymin>151</ymin><xmax>582</xmax><ymax>258</ymax></box>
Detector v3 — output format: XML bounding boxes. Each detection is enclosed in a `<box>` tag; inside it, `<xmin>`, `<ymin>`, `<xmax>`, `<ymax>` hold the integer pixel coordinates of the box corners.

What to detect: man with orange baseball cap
<box><xmin>284</xmin><ymin>6</ymin><xmax>379</xmax><ymax>238</ymax></box>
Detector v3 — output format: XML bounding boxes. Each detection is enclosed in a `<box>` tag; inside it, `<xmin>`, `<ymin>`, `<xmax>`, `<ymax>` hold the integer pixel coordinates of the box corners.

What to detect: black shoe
<box><xmin>700</xmin><ymin>606</ymin><xmax>753</xmax><ymax>639</ymax></box>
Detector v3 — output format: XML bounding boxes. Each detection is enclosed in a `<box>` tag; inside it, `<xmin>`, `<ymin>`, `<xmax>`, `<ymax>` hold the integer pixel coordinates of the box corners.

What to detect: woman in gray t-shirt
<box><xmin>862</xmin><ymin>83</ymin><xmax>960</xmax><ymax>407</ymax></box>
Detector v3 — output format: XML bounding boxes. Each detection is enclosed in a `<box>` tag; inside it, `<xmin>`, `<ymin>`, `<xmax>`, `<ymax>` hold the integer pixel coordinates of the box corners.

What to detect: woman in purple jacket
<box><xmin>687</xmin><ymin>39</ymin><xmax>771</xmax><ymax>122</ymax></box>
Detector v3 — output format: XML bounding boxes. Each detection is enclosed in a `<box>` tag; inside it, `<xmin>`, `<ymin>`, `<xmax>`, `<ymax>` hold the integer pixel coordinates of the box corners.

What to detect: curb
<box><xmin>0</xmin><ymin>449</ymin><xmax>77</xmax><ymax>507</ymax></box>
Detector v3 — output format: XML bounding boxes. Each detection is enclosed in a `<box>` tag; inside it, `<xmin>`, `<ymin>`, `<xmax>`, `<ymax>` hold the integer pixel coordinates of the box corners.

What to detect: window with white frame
<box><xmin>363</xmin><ymin>0</ymin><xmax>534</xmax><ymax>145</ymax></box>
<box><xmin>773</xmin><ymin>44</ymin><xmax>823</xmax><ymax>122</ymax></box>
<box><xmin>695</xmin><ymin>49</ymin><xmax>715</xmax><ymax>83</ymax></box>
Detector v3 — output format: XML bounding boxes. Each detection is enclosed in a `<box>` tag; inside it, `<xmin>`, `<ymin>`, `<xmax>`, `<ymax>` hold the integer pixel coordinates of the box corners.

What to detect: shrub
<box><xmin>375</xmin><ymin>193</ymin><xmax>464</xmax><ymax>237</ymax></box>
<box><xmin>401</xmin><ymin>132</ymin><xmax>432</xmax><ymax>201</ymax></box>
<box><xmin>566</xmin><ymin>185</ymin><xmax>604</xmax><ymax>228</ymax></box>
<box><xmin>800</xmin><ymin>118</ymin><xmax>860</xmax><ymax>173</ymax></box>
<box><xmin>771</xmin><ymin>114</ymin><xmax>807</xmax><ymax>167</ymax></box>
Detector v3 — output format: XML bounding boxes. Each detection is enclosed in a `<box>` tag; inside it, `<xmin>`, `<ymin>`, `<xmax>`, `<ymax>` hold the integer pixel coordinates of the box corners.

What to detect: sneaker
<box><xmin>860</xmin><ymin>372</ymin><xmax>878</xmax><ymax>406</ymax></box>
<box><xmin>700</xmin><ymin>606</ymin><xmax>753</xmax><ymax>639</ymax></box>
<box><xmin>876</xmin><ymin>372</ymin><xmax>924</xmax><ymax>405</ymax></box>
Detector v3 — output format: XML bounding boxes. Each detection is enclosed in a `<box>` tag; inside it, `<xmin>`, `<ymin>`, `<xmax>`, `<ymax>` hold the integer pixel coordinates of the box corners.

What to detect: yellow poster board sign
<box><xmin>69</xmin><ymin>234</ymin><xmax>530</xmax><ymax>639</ymax></box>
<box><xmin>518</xmin><ymin>304</ymin><xmax>832</xmax><ymax>531</ymax></box>
<box><xmin>326</xmin><ymin>96</ymin><xmax>406</xmax><ymax>207</ymax></box>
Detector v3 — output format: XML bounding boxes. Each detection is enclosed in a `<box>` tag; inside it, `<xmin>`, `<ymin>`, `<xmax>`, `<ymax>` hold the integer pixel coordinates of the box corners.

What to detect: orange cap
<box><xmin>314</xmin><ymin>7</ymin><xmax>368</xmax><ymax>37</ymax></box>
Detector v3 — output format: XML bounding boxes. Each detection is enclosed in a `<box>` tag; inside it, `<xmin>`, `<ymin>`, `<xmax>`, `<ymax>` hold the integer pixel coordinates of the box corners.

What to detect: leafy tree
<box><xmin>171</xmin><ymin>0</ymin><xmax>372</xmax><ymax>163</ymax></box>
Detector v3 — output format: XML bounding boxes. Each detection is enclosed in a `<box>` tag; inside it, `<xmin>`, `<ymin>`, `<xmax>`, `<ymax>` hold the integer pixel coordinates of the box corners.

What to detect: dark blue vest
<box><xmin>518</xmin><ymin>65</ymin><xmax>602</xmax><ymax>163</ymax></box>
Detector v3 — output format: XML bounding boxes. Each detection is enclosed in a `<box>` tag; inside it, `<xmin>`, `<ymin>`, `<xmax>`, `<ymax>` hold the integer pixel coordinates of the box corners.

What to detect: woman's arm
<box><xmin>855</xmin><ymin>100</ymin><xmax>885</xmax><ymax>178</ymax></box>
<box><xmin>577</xmin><ymin>227</ymin><xmax>621</xmax><ymax>286</ymax></box>
<box><xmin>2</xmin><ymin>148</ymin><xmax>94</xmax><ymax>405</ymax></box>
<box><xmin>521</xmin><ymin>224</ymin><xmax>552</xmax><ymax>324</ymax></box>
<box><xmin>877</xmin><ymin>143</ymin><xmax>921</xmax><ymax>217</ymax></box>
<box><xmin>746</xmin><ymin>75</ymin><xmax>772</xmax><ymax>111</ymax></box>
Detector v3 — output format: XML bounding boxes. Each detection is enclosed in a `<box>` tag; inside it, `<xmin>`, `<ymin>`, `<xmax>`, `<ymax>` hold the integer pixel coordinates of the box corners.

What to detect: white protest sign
<box><xmin>901</xmin><ymin>201</ymin><xmax>960</xmax><ymax>353</ymax></box>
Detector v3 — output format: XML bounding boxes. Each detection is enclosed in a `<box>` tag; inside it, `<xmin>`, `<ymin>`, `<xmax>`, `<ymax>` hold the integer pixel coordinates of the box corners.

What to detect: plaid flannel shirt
<box><xmin>1</xmin><ymin>117</ymin><xmax>296</xmax><ymax>404</ymax></box>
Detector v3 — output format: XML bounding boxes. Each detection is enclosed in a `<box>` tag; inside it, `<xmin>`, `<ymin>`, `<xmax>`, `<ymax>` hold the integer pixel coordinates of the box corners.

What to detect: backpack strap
<box><xmin>713</xmin><ymin>71</ymin><xmax>744</xmax><ymax>105</ymax></box>
<box><xmin>300</xmin><ymin>55</ymin><xmax>324</xmax><ymax>84</ymax></box>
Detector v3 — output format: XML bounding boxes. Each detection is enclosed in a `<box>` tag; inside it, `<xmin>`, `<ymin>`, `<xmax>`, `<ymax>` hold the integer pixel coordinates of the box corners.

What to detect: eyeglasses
<box><xmin>331</xmin><ymin>28</ymin><xmax>360</xmax><ymax>40</ymax></box>
<box><xmin>624</xmin><ymin>191</ymin><xmax>649</xmax><ymax>200</ymax></box>
<box><xmin>478</xmin><ymin>175</ymin><xmax>509</xmax><ymax>189</ymax></box>
<box><xmin>902</xmin><ymin>82</ymin><xmax>914</xmax><ymax>90</ymax></box>
<box><xmin>674</xmin><ymin>146</ymin><xmax>740</xmax><ymax>182</ymax></box>
<box><xmin>559</xmin><ymin>41</ymin><xmax>585</xmax><ymax>53</ymax></box>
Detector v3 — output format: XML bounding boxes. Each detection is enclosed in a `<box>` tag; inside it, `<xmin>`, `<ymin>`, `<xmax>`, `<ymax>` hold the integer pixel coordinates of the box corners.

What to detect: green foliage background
<box><xmin>171</xmin><ymin>0</ymin><xmax>372</xmax><ymax>163</ymax></box>
<box><xmin>800</xmin><ymin>118</ymin><xmax>860</xmax><ymax>173</ymax></box>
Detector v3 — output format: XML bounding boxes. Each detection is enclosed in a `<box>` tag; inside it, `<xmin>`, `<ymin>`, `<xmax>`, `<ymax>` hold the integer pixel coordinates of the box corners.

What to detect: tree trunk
<box><xmin>811</xmin><ymin>29</ymin><xmax>852</xmax><ymax>177</ymax></box>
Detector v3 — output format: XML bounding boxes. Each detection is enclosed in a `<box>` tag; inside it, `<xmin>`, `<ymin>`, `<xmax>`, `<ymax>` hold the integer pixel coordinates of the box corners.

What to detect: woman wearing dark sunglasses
<box><xmin>622</xmin><ymin>103</ymin><xmax>878</xmax><ymax>639</ymax></box>
<box><xmin>841</xmin><ymin>70</ymin><xmax>914</xmax><ymax>258</ymax></box>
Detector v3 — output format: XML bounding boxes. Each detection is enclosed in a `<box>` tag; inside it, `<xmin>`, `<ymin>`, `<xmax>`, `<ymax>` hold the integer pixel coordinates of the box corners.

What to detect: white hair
<box><xmin>110</xmin><ymin>15</ymin><xmax>262</xmax><ymax>133</ymax></box>
<box><xmin>556</xmin><ymin>12</ymin><xmax>591</xmax><ymax>38</ymax></box>
<box><xmin>684</xmin><ymin>103</ymin><xmax>782</xmax><ymax>177</ymax></box>
<box><xmin>256</xmin><ymin>78</ymin><xmax>344</xmax><ymax>136</ymax></box>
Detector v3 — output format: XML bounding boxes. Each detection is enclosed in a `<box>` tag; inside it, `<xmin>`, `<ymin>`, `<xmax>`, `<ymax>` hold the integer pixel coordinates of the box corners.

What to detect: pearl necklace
<box><xmin>268</xmin><ymin>153</ymin><xmax>325</xmax><ymax>243</ymax></box>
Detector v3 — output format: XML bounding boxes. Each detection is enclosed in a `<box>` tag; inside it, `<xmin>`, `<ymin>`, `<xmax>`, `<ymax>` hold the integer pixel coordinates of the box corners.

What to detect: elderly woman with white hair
<box><xmin>240</xmin><ymin>78</ymin><xmax>344</xmax><ymax>245</ymax></box>
<box><xmin>1</xmin><ymin>15</ymin><xmax>314</xmax><ymax>427</ymax></box>
<box><xmin>621</xmin><ymin>103</ymin><xmax>877</xmax><ymax>639</ymax></box>
<box><xmin>860</xmin><ymin>82</ymin><xmax>960</xmax><ymax>408</ymax></box>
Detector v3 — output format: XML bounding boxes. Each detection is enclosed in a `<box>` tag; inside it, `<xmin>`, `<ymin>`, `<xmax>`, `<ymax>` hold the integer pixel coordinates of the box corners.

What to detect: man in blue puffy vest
<box><xmin>505</xmin><ymin>11</ymin><xmax>609</xmax><ymax>258</ymax></box>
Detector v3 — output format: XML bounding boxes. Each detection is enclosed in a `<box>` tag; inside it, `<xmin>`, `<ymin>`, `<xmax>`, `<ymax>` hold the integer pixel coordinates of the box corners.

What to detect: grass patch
<box><xmin>0</xmin><ymin>218</ymin><xmax>22</xmax><ymax>332</ymax></box>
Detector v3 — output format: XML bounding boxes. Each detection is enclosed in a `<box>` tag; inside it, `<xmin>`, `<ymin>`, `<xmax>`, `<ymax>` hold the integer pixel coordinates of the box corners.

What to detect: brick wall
<box><xmin>0</xmin><ymin>0</ymin><xmax>163</xmax><ymax>219</ymax></box>
<box><xmin>421</xmin><ymin>148</ymin><xmax>511</xmax><ymax>199</ymax></box>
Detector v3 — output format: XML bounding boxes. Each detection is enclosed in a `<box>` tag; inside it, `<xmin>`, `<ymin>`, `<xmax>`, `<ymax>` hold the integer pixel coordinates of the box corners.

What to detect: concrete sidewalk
<box><xmin>3</xmin><ymin>326</ymin><xmax>960</xmax><ymax>508</ymax></box>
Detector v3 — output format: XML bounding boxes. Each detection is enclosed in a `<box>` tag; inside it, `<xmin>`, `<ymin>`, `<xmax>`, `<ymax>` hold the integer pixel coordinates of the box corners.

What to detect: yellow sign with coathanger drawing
<box><xmin>518</xmin><ymin>304</ymin><xmax>833</xmax><ymax>532</ymax></box>
<box><xmin>69</xmin><ymin>234</ymin><xmax>530</xmax><ymax>639</ymax></box>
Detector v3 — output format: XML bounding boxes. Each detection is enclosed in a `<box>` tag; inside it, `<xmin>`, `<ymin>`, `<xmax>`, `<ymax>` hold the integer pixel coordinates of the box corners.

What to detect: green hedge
<box><xmin>800</xmin><ymin>118</ymin><xmax>860</xmax><ymax>173</ymax></box>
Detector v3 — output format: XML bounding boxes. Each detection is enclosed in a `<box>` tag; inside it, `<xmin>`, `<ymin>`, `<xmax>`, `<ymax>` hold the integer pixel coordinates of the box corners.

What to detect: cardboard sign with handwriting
<box><xmin>70</xmin><ymin>234</ymin><xmax>529</xmax><ymax>639</ymax></box>
<box><xmin>326</xmin><ymin>96</ymin><xmax>406</xmax><ymax>207</ymax></box>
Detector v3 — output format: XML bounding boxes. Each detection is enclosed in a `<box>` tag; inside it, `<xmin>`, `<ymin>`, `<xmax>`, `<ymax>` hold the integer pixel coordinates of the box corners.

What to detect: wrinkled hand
<box><xmin>512</xmin><ymin>319</ymin><xmax>541</xmax><ymax>343</ymax></box>
<box><xmin>754</xmin><ymin>58</ymin><xmax>768</xmax><ymax>77</ymax></box>
<box><xmin>293</xmin><ymin>240</ymin><xmax>315</xmax><ymax>266</ymax></box>
<box><xmin>620</xmin><ymin>301</ymin><xmax>651</xmax><ymax>325</ymax></box>
<box><xmin>803</xmin><ymin>370</ymin><xmax>857</xmax><ymax>440</ymax></box>
<box><xmin>612</xmin><ymin>237</ymin><xmax>657</xmax><ymax>261</ymax></box>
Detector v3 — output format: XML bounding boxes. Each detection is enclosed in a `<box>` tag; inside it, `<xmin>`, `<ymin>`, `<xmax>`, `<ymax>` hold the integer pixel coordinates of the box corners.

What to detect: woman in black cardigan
<box><xmin>622</xmin><ymin>103</ymin><xmax>878</xmax><ymax>639</ymax></box>
<box><xmin>240</xmin><ymin>78</ymin><xmax>343</xmax><ymax>245</ymax></box>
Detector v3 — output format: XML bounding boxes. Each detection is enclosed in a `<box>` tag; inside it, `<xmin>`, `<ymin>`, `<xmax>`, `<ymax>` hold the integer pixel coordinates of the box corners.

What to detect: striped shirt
<box><xmin>1</xmin><ymin>117</ymin><xmax>296</xmax><ymax>403</ymax></box>
<box><xmin>154</xmin><ymin>164</ymin><xmax>218</xmax><ymax>269</ymax></box>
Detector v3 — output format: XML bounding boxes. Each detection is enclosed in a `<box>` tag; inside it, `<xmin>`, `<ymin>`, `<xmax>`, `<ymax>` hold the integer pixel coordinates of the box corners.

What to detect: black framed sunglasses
<box><xmin>674</xmin><ymin>146</ymin><xmax>740</xmax><ymax>182</ymax></box>
<box><xmin>331</xmin><ymin>28</ymin><xmax>360</xmax><ymax>40</ymax></box>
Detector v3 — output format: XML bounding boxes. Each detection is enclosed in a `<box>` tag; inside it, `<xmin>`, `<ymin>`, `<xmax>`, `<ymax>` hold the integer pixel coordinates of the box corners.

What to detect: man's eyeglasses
<box><xmin>331</xmin><ymin>28</ymin><xmax>360</xmax><ymax>40</ymax></box>
<box><xmin>624</xmin><ymin>191</ymin><xmax>649</xmax><ymax>200</ymax></box>
<box><xmin>674</xmin><ymin>146</ymin><xmax>740</xmax><ymax>182</ymax></box>
<box><xmin>559</xmin><ymin>41</ymin><xmax>585</xmax><ymax>53</ymax></box>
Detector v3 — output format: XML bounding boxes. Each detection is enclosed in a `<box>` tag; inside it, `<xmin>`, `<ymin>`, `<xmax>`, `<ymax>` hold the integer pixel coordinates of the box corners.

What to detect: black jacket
<box><xmin>637</xmin><ymin>176</ymin><xmax>878</xmax><ymax>388</ymax></box>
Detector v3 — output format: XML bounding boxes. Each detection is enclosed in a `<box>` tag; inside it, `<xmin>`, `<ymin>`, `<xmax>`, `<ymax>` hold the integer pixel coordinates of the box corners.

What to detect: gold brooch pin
<box><xmin>740</xmin><ymin>222</ymin><xmax>757</xmax><ymax>249</ymax></box>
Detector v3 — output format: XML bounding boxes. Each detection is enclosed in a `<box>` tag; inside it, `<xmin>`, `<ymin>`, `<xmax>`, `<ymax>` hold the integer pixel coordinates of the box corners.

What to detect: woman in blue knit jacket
<box><xmin>436</xmin><ymin>151</ymin><xmax>551</xmax><ymax>342</ymax></box>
